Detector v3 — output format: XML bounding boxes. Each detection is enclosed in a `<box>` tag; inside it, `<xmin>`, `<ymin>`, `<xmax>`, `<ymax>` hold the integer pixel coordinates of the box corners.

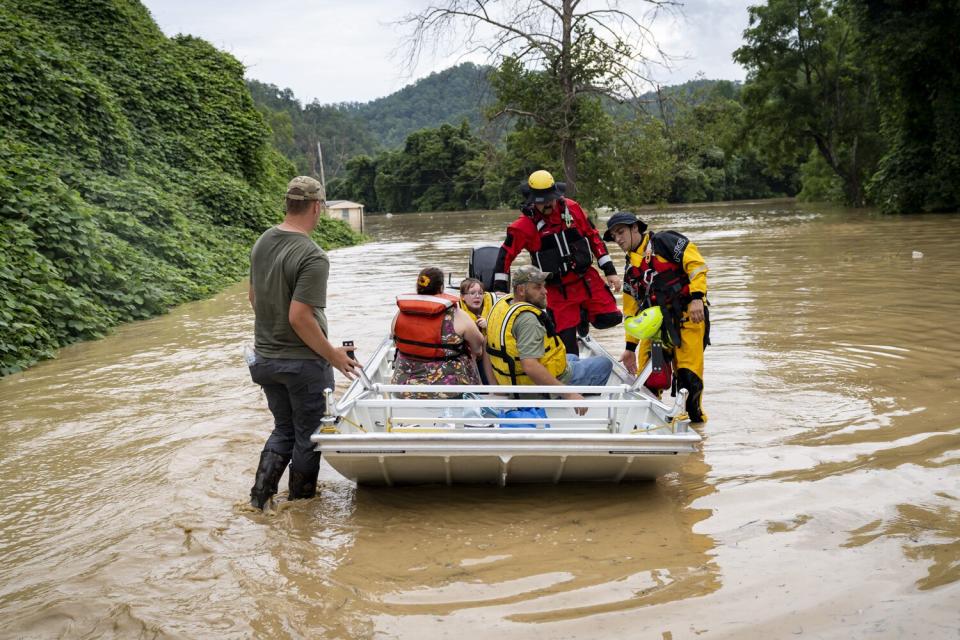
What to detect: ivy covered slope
<box><xmin>0</xmin><ymin>1</ymin><xmax>360</xmax><ymax>375</ymax></box>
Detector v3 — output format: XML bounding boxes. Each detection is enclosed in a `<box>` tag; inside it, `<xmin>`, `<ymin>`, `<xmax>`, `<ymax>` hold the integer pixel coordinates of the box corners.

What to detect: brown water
<box><xmin>1</xmin><ymin>202</ymin><xmax>958</xmax><ymax>639</ymax></box>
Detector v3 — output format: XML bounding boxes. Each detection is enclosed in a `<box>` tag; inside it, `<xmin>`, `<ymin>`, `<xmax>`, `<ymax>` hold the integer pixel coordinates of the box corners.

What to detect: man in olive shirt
<box><xmin>247</xmin><ymin>176</ymin><xmax>360</xmax><ymax>511</ymax></box>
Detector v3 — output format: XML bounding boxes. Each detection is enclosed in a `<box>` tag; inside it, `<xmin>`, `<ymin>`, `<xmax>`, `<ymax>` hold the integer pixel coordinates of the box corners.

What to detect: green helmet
<box><xmin>624</xmin><ymin>306</ymin><xmax>663</xmax><ymax>341</ymax></box>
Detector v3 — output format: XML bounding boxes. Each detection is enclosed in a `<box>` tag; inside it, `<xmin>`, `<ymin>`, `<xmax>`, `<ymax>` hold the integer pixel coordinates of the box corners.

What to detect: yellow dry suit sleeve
<box><xmin>623</xmin><ymin>295</ymin><xmax>640</xmax><ymax>347</ymax></box>
<box><xmin>682</xmin><ymin>240</ymin><xmax>708</xmax><ymax>298</ymax></box>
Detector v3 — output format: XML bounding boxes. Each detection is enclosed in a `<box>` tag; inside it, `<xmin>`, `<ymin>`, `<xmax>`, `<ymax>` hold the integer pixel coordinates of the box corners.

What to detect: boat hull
<box><xmin>314</xmin><ymin>432</ymin><xmax>700</xmax><ymax>486</ymax></box>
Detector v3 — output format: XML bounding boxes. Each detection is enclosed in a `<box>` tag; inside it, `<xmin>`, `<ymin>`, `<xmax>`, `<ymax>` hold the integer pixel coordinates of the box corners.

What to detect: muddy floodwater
<box><xmin>1</xmin><ymin>201</ymin><xmax>958</xmax><ymax>639</ymax></box>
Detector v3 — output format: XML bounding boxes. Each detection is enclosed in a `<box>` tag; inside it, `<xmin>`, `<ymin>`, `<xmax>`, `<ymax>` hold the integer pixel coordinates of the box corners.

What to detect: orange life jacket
<box><xmin>393</xmin><ymin>294</ymin><xmax>467</xmax><ymax>360</ymax></box>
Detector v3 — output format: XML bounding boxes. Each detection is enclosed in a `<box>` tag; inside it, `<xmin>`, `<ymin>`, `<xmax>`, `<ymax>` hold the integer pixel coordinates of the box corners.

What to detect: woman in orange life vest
<box><xmin>391</xmin><ymin>267</ymin><xmax>486</xmax><ymax>397</ymax></box>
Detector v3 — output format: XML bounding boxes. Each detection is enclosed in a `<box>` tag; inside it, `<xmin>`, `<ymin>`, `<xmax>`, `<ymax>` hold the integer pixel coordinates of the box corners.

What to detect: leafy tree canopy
<box><xmin>734</xmin><ymin>0</ymin><xmax>882</xmax><ymax>206</ymax></box>
<box><xmin>848</xmin><ymin>0</ymin><xmax>960</xmax><ymax>213</ymax></box>
<box><xmin>734</xmin><ymin>0</ymin><xmax>958</xmax><ymax>213</ymax></box>
<box><xmin>400</xmin><ymin>0</ymin><xmax>676</xmax><ymax>197</ymax></box>
<box><xmin>0</xmin><ymin>0</ymin><xmax>360</xmax><ymax>374</ymax></box>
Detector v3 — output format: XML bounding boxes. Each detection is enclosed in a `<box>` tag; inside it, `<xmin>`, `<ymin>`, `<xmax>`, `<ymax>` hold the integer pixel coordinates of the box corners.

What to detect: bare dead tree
<box><xmin>397</xmin><ymin>0</ymin><xmax>678</xmax><ymax>196</ymax></box>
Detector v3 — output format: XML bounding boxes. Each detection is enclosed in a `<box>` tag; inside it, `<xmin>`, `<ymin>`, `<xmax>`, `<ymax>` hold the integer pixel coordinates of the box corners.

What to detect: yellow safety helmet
<box><xmin>624</xmin><ymin>306</ymin><xmax>663</xmax><ymax>341</ymax></box>
<box><xmin>522</xmin><ymin>170</ymin><xmax>565</xmax><ymax>205</ymax></box>
<box><xmin>528</xmin><ymin>170</ymin><xmax>555</xmax><ymax>190</ymax></box>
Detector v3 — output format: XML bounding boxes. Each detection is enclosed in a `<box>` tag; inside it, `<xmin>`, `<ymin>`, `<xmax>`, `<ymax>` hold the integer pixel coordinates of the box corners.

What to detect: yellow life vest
<box><xmin>458</xmin><ymin>291</ymin><xmax>494</xmax><ymax>323</ymax></box>
<box><xmin>485</xmin><ymin>294</ymin><xmax>567</xmax><ymax>385</ymax></box>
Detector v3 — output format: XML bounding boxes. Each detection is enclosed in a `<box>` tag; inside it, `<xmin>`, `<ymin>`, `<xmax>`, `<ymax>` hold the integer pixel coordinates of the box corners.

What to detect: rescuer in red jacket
<box><xmin>491</xmin><ymin>170</ymin><xmax>622</xmax><ymax>355</ymax></box>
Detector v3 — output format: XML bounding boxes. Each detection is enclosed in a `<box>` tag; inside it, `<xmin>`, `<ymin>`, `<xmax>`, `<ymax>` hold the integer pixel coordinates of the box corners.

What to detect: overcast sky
<box><xmin>142</xmin><ymin>0</ymin><xmax>753</xmax><ymax>105</ymax></box>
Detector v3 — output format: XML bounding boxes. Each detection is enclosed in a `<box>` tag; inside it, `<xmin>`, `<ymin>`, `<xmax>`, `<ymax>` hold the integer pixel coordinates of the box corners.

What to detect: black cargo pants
<box><xmin>249</xmin><ymin>356</ymin><xmax>335</xmax><ymax>475</ymax></box>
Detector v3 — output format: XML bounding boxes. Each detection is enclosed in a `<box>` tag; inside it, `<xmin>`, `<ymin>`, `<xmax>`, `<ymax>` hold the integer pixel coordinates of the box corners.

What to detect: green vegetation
<box><xmin>325</xmin><ymin>80</ymin><xmax>797</xmax><ymax>213</ymax></box>
<box><xmin>330</xmin><ymin>122</ymin><xmax>494</xmax><ymax>212</ymax></box>
<box><xmin>248</xmin><ymin>1</ymin><xmax>799</xmax><ymax>213</ymax></box>
<box><xmin>245</xmin><ymin>2</ymin><xmax>957</xmax><ymax>215</ymax></box>
<box><xmin>400</xmin><ymin>0</ymin><xmax>673</xmax><ymax>198</ymax></box>
<box><xmin>344</xmin><ymin>63</ymin><xmax>496</xmax><ymax>150</ymax></box>
<box><xmin>327</xmin><ymin>0</ymin><xmax>960</xmax><ymax>214</ymax></box>
<box><xmin>247</xmin><ymin>63</ymin><xmax>497</xmax><ymax>180</ymax></box>
<box><xmin>247</xmin><ymin>79</ymin><xmax>380</xmax><ymax>180</ymax></box>
<box><xmin>850</xmin><ymin>0</ymin><xmax>960</xmax><ymax>213</ymax></box>
<box><xmin>735</xmin><ymin>0</ymin><xmax>960</xmax><ymax>212</ymax></box>
<box><xmin>0</xmin><ymin>1</ymin><xmax>360</xmax><ymax>375</ymax></box>
<box><xmin>735</xmin><ymin>0</ymin><xmax>882</xmax><ymax>207</ymax></box>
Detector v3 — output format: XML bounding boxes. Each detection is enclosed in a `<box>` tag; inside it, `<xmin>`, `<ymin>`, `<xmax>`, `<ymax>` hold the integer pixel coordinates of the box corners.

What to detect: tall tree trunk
<box><xmin>560</xmin><ymin>0</ymin><xmax>577</xmax><ymax>197</ymax></box>
<box><xmin>562</xmin><ymin>136</ymin><xmax>578</xmax><ymax>198</ymax></box>
<box><xmin>848</xmin><ymin>134</ymin><xmax>864</xmax><ymax>207</ymax></box>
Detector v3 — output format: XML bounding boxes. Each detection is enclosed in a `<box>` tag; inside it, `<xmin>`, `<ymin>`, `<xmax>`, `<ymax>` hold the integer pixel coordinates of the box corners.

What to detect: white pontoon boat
<box><xmin>312</xmin><ymin>334</ymin><xmax>701</xmax><ymax>486</ymax></box>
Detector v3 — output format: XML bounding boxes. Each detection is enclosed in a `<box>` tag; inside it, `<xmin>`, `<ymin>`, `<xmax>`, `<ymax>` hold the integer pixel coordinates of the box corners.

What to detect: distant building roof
<box><xmin>326</xmin><ymin>200</ymin><xmax>364</xmax><ymax>209</ymax></box>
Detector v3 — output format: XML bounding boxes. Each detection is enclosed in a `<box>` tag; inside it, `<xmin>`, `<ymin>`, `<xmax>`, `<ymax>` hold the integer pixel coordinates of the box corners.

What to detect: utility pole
<box><xmin>315</xmin><ymin>141</ymin><xmax>326</xmax><ymax>196</ymax></box>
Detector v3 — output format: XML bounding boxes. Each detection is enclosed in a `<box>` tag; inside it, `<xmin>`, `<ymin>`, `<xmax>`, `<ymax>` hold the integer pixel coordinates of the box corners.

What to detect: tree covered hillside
<box><xmin>247</xmin><ymin>79</ymin><xmax>381</xmax><ymax>182</ymax></box>
<box><xmin>247</xmin><ymin>63</ymin><xmax>499</xmax><ymax>179</ymax></box>
<box><xmin>0</xmin><ymin>0</ymin><xmax>360</xmax><ymax>375</ymax></box>
<box><xmin>248</xmin><ymin>64</ymin><xmax>736</xmax><ymax>183</ymax></box>
<box><xmin>344</xmin><ymin>63</ymin><xmax>498</xmax><ymax>149</ymax></box>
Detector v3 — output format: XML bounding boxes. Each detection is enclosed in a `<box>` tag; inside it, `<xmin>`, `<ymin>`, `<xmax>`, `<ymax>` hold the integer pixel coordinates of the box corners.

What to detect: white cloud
<box><xmin>142</xmin><ymin>0</ymin><xmax>751</xmax><ymax>104</ymax></box>
<box><xmin>655</xmin><ymin>0</ymin><xmax>752</xmax><ymax>85</ymax></box>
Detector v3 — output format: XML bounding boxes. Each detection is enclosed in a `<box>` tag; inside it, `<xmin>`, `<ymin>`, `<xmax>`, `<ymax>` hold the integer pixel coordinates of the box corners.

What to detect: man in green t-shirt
<box><xmin>247</xmin><ymin>176</ymin><xmax>361</xmax><ymax>511</ymax></box>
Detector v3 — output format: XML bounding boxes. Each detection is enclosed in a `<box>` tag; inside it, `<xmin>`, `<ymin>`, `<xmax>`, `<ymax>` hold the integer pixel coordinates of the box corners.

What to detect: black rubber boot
<box><xmin>591</xmin><ymin>310</ymin><xmax>623</xmax><ymax>330</ymax></box>
<box><xmin>249</xmin><ymin>450</ymin><xmax>288</xmax><ymax>510</ymax></box>
<box><xmin>288</xmin><ymin>467</ymin><xmax>320</xmax><ymax>501</ymax></box>
<box><xmin>675</xmin><ymin>368</ymin><xmax>706</xmax><ymax>423</ymax></box>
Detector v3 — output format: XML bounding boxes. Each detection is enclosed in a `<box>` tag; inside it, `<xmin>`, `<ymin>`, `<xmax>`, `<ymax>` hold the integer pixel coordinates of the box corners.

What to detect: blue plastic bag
<box><xmin>498</xmin><ymin>407</ymin><xmax>550</xmax><ymax>429</ymax></box>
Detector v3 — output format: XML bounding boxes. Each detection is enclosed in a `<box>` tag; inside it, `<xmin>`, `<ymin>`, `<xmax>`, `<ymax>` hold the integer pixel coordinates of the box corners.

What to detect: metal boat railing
<box><xmin>324</xmin><ymin>387</ymin><xmax>689</xmax><ymax>435</ymax></box>
<box><xmin>372</xmin><ymin>383</ymin><xmax>628</xmax><ymax>394</ymax></box>
<box><xmin>320</xmin><ymin>336</ymin><xmax>692</xmax><ymax>435</ymax></box>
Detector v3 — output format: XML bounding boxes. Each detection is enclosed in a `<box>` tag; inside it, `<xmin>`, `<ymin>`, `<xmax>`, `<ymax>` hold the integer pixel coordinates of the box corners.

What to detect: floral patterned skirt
<box><xmin>391</xmin><ymin>353</ymin><xmax>482</xmax><ymax>399</ymax></box>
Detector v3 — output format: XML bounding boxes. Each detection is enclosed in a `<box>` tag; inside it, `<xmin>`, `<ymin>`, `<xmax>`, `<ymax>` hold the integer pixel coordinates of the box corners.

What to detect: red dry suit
<box><xmin>492</xmin><ymin>198</ymin><xmax>621</xmax><ymax>340</ymax></box>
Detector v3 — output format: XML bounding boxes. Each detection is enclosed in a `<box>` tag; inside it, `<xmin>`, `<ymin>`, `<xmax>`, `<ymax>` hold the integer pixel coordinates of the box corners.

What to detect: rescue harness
<box><xmin>623</xmin><ymin>232</ymin><xmax>705</xmax><ymax>349</ymax></box>
<box><xmin>525</xmin><ymin>203</ymin><xmax>593</xmax><ymax>282</ymax></box>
